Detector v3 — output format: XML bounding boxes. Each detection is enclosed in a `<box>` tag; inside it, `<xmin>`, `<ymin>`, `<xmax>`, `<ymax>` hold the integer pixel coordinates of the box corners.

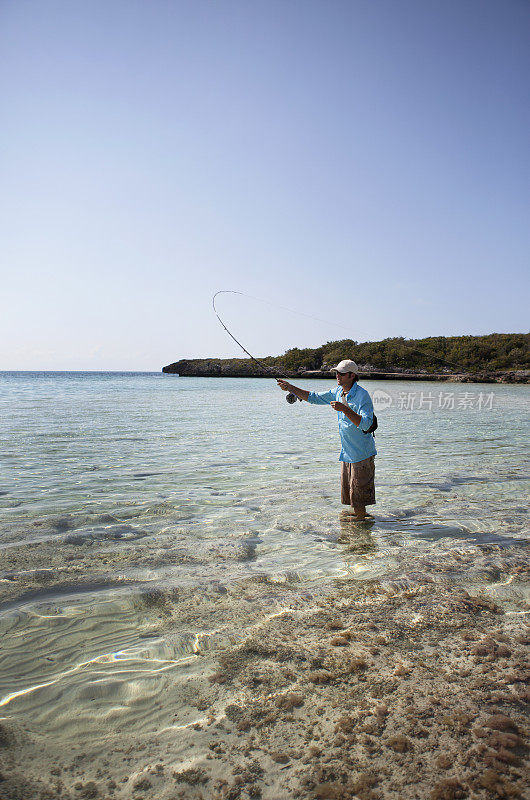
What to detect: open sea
<box><xmin>0</xmin><ymin>371</ymin><xmax>528</xmax><ymax>745</ymax></box>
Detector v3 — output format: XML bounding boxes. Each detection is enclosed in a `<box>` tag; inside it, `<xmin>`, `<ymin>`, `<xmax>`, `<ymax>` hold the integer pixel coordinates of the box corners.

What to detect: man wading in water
<box><xmin>277</xmin><ymin>360</ymin><xmax>376</xmax><ymax>521</ymax></box>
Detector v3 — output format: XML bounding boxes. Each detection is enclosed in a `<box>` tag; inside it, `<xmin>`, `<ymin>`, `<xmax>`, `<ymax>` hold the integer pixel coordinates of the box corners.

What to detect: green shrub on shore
<box><xmin>262</xmin><ymin>333</ymin><xmax>529</xmax><ymax>374</ymax></box>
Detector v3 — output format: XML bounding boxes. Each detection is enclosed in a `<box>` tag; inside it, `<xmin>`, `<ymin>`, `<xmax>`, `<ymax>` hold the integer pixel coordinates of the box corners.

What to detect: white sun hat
<box><xmin>331</xmin><ymin>359</ymin><xmax>359</xmax><ymax>374</ymax></box>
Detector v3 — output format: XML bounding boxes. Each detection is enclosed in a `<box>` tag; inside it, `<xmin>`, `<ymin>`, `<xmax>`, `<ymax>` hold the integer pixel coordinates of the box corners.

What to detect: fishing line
<box><xmin>214</xmin><ymin>290</ymin><xmax>372</xmax><ymax>337</ymax></box>
<box><xmin>212</xmin><ymin>290</ymin><xmax>468</xmax><ymax>390</ymax></box>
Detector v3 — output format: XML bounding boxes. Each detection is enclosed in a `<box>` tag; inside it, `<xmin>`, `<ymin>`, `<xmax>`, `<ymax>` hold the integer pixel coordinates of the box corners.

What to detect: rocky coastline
<box><xmin>162</xmin><ymin>359</ymin><xmax>530</xmax><ymax>384</ymax></box>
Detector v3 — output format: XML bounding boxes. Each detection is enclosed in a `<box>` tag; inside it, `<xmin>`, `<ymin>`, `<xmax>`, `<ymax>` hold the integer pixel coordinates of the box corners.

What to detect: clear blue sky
<box><xmin>1</xmin><ymin>0</ymin><xmax>528</xmax><ymax>370</ymax></box>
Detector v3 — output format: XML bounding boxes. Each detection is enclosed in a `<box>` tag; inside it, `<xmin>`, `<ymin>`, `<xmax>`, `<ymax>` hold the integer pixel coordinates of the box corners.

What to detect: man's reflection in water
<box><xmin>338</xmin><ymin>511</ymin><xmax>376</xmax><ymax>554</ymax></box>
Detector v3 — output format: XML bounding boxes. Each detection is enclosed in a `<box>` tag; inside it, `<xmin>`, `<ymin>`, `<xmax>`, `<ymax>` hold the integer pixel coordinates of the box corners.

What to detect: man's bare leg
<box><xmin>352</xmin><ymin>505</ymin><xmax>366</xmax><ymax>520</ymax></box>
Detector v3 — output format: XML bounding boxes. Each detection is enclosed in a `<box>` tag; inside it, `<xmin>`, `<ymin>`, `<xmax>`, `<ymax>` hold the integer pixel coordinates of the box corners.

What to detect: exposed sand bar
<box><xmin>1</xmin><ymin>565</ymin><xmax>528</xmax><ymax>800</ymax></box>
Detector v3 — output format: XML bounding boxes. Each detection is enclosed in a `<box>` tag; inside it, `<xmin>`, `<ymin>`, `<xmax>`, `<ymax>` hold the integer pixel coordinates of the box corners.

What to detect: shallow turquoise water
<box><xmin>0</xmin><ymin>372</ymin><xmax>528</xmax><ymax>583</ymax></box>
<box><xmin>0</xmin><ymin>372</ymin><xmax>528</xmax><ymax>741</ymax></box>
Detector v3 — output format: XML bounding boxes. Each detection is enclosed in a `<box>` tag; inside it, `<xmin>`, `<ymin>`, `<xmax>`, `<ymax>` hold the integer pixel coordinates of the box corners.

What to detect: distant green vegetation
<box><xmin>165</xmin><ymin>333</ymin><xmax>529</xmax><ymax>376</ymax></box>
<box><xmin>259</xmin><ymin>332</ymin><xmax>530</xmax><ymax>374</ymax></box>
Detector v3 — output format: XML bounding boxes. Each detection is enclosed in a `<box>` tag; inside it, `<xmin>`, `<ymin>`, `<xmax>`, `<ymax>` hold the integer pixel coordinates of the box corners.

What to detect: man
<box><xmin>277</xmin><ymin>360</ymin><xmax>376</xmax><ymax>520</ymax></box>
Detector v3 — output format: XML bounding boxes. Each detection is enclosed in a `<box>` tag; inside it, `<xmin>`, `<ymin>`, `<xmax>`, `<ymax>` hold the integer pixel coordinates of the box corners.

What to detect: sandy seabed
<box><xmin>1</xmin><ymin>561</ymin><xmax>529</xmax><ymax>800</ymax></box>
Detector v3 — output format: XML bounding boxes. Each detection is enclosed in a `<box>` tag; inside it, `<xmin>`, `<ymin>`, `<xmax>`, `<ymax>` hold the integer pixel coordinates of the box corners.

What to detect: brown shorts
<box><xmin>340</xmin><ymin>456</ymin><xmax>376</xmax><ymax>507</ymax></box>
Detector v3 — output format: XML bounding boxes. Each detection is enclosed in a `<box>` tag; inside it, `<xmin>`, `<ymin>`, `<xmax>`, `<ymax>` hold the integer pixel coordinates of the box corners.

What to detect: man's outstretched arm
<box><xmin>276</xmin><ymin>380</ymin><xmax>310</xmax><ymax>402</ymax></box>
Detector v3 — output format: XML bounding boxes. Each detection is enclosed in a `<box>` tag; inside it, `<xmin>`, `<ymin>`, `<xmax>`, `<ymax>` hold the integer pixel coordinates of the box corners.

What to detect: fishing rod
<box><xmin>212</xmin><ymin>290</ymin><xmax>301</xmax><ymax>403</ymax></box>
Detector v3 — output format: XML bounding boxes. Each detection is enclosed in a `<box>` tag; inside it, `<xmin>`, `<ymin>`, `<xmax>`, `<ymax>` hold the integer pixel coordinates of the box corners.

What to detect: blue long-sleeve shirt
<box><xmin>307</xmin><ymin>383</ymin><xmax>377</xmax><ymax>464</ymax></box>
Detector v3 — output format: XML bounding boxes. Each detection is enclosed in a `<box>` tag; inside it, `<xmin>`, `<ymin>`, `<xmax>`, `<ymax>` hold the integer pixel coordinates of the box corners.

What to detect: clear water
<box><xmin>0</xmin><ymin>372</ymin><xmax>528</xmax><ymax>741</ymax></box>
